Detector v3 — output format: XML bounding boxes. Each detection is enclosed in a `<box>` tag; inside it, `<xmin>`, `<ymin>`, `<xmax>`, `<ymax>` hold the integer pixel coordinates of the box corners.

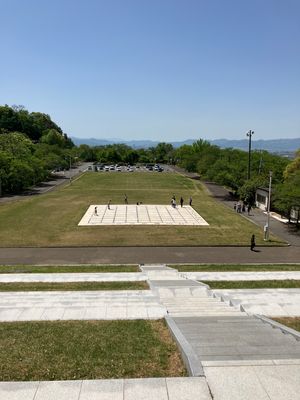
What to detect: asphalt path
<box><xmin>0</xmin><ymin>245</ymin><xmax>299</xmax><ymax>265</ymax></box>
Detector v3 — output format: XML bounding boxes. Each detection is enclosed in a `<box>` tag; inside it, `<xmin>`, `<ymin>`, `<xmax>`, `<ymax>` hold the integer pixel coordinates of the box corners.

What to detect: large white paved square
<box><xmin>78</xmin><ymin>205</ymin><xmax>209</xmax><ymax>226</ymax></box>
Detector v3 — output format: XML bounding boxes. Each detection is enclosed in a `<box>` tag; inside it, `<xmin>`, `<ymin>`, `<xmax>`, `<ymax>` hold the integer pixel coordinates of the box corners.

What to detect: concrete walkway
<box><xmin>0</xmin><ymin>272</ymin><xmax>146</xmax><ymax>282</ymax></box>
<box><xmin>2</xmin><ymin>367</ymin><xmax>300</xmax><ymax>400</ymax></box>
<box><xmin>0</xmin><ymin>377</ymin><xmax>211</xmax><ymax>400</ymax></box>
<box><xmin>183</xmin><ymin>271</ymin><xmax>300</xmax><ymax>281</ymax></box>
<box><xmin>0</xmin><ymin>291</ymin><xmax>165</xmax><ymax>321</ymax></box>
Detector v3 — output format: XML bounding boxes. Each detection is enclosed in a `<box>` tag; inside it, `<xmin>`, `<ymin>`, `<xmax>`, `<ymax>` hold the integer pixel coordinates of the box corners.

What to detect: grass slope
<box><xmin>0</xmin><ymin>172</ymin><xmax>281</xmax><ymax>246</ymax></box>
<box><xmin>204</xmin><ymin>280</ymin><xmax>300</xmax><ymax>289</ymax></box>
<box><xmin>0</xmin><ymin>265</ymin><xmax>139</xmax><ymax>273</ymax></box>
<box><xmin>173</xmin><ymin>264</ymin><xmax>300</xmax><ymax>272</ymax></box>
<box><xmin>0</xmin><ymin>281</ymin><xmax>149</xmax><ymax>291</ymax></box>
<box><xmin>272</xmin><ymin>317</ymin><xmax>300</xmax><ymax>333</ymax></box>
<box><xmin>0</xmin><ymin>320</ymin><xmax>186</xmax><ymax>381</ymax></box>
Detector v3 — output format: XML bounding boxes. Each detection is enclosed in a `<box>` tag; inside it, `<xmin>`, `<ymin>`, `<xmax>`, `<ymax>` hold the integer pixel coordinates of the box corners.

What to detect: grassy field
<box><xmin>173</xmin><ymin>264</ymin><xmax>300</xmax><ymax>272</ymax></box>
<box><xmin>0</xmin><ymin>320</ymin><xmax>186</xmax><ymax>381</ymax></box>
<box><xmin>0</xmin><ymin>264</ymin><xmax>139</xmax><ymax>273</ymax></box>
<box><xmin>0</xmin><ymin>281</ymin><xmax>149</xmax><ymax>291</ymax></box>
<box><xmin>203</xmin><ymin>280</ymin><xmax>300</xmax><ymax>289</ymax></box>
<box><xmin>0</xmin><ymin>172</ymin><xmax>281</xmax><ymax>247</ymax></box>
<box><xmin>272</xmin><ymin>317</ymin><xmax>300</xmax><ymax>333</ymax></box>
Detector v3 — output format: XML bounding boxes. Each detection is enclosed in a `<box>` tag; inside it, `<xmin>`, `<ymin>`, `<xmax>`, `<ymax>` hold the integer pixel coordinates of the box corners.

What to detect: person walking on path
<box><xmin>124</xmin><ymin>194</ymin><xmax>128</xmax><ymax>204</ymax></box>
<box><xmin>107</xmin><ymin>200</ymin><xmax>111</xmax><ymax>210</ymax></box>
<box><xmin>180</xmin><ymin>197</ymin><xmax>184</xmax><ymax>207</ymax></box>
<box><xmin>189</xmin><ymin>196</ymin><xmax>192</xmax><ymax>206</ymax></box>
<box><xmin>94</xmin><ymin>206</ymin><xmax>98</xmax><ymax>215</ymax></box>
<box><xmin>247</xmin><ymin>204</ymin><xmax>252</xmax><ymax>215</ymax></box>
<box><xmin>250</xmin><ymin>234</ymin><xmax>256</xmax><ymax>251</ymax></box>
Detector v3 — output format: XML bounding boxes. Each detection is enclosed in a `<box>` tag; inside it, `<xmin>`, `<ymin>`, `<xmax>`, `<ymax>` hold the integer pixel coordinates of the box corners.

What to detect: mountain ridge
<box><xmin>71</xmin><ymin>136</ymin><xmax>300</xmax><ymax>153</ymax></box>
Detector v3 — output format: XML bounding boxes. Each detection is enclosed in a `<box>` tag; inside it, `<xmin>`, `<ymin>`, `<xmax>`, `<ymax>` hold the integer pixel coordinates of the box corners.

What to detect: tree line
<box><xmin>0</xmin><ymin>105</ymin><xmax>74</xmax><ymax>194</ymax></box>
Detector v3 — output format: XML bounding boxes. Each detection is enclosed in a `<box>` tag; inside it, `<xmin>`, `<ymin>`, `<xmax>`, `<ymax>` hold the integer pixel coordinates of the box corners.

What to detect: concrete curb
<box><xmin>254</xmin><ymin>314</ymin><xmax>300</xmax><ymax>341</ymax></box>
<box><xmin>165</xmin><ymin>316</ymin><xmax>204</xmax><ymax>377</ymax></box>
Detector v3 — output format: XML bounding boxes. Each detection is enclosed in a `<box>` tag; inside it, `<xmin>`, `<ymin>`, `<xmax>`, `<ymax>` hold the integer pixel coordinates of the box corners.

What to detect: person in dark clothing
<box><xmin>180</xmin><ymin>197</ymin><xmax>184</xmax><ymax>207</ymax></box>
<box><xmin>250</xmin><ymin>234</ymin><xmax>256</xmax><ymax>251</ymax></box>
<box><xmin>247</xmin><ymin>204</ymin><xmax>252</xmax><ymax>215</ymax></box>
<box><xmin>189</xmin><ymin>196</ymin><xmax>192</xmax><ymax>206</ymax></box>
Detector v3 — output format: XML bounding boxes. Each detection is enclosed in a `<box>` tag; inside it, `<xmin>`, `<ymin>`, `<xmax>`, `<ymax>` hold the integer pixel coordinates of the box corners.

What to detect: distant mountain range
<box><xmin>71</xmin><ymin>137</ymin><xmax>300</xmax><ymax>154</ymax></box>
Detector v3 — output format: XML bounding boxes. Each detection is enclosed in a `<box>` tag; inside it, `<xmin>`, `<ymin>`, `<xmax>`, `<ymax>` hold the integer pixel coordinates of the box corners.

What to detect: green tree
<box><xmin>273</xmin><ymin>171</ymin><xmax>300</xmax><ymax>224</ymax></box>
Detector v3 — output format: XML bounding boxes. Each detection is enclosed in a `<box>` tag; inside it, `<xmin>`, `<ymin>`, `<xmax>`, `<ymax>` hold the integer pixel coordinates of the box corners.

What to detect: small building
<box><xmin>255</xmin><ymin>187</ymin><xmax>270</xmax><ymax>211</ymax></box>
<box><xmin>291</xmin><ymin>207</ymin><xmax>299</xmax><ymax>222</ymax></box>
<box><xmin>256</xmin><ymin>188</ymin><xmax>299</xmax><ymax>223</ymax></box>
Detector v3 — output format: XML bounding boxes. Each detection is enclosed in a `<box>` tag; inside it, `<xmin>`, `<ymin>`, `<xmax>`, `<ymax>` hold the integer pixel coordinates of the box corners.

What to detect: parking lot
<box><xmin>86</xmin><ymin>164</ymin><xmax>173</xmax><ymax>173</ymax></box>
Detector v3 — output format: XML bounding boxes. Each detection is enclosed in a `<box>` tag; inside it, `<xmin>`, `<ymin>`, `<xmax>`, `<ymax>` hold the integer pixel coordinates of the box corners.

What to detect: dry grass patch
<box><xmin>0</xmin><ymin>320</ymin><xmax>187</xmax><ymax>381</ymax></box>
<box><xmin>272</xmin><ymin>317</ymin><xmax>300</xmax><ymax>333</ymax></box>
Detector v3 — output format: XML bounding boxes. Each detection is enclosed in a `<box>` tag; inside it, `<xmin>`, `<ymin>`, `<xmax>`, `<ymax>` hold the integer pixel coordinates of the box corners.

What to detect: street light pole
<box><xmin>264</xmin><ymin>171</ymin><xmax>273</xmax><ymax>241</ymax></box>
<box><xmin>69</xmin><ymin>155</ymin><xmax>72</xmax><ymax>184</ymax></box>
<box><xmin>246</xmin><ymin>130</ymin><xmax>254</xmax><ymax>180</ymax></box>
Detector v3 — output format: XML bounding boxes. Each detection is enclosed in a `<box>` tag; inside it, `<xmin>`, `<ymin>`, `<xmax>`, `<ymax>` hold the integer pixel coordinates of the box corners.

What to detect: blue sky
<box><xmin>1</xmin><ymin>0</ymin><xmax>300</xmax><ymax>141</ymax></box>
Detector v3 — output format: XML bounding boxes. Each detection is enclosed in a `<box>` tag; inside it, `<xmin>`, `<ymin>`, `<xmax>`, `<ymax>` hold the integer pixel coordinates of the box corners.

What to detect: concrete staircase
<box><xmin>173</xmin><ymin>315</ymin><xmax>300</xmax><ymax>364</ymax></box>
<box><xmin>142</xmin><ymin>264</ymin><xmax>300</xmax><ymax>368</ymax></box>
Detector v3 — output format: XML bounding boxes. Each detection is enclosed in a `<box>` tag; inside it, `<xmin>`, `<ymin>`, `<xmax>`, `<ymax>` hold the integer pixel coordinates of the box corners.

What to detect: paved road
<box><xmin>0</xmin><ymin>246</ymin><xmax>300</xmax><ymax>265</ymax></box>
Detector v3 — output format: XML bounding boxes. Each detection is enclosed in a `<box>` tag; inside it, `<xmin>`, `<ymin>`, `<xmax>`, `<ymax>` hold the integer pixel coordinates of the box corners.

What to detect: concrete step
<box><xmin>193</xmin><ymin>345</ymin><xmax>300</xmax><ymax>356</ymax></box>
<box><xmin>171</xmin><ymin>315</ymin><xmax>300</xmax><ymax>362</ymax></box>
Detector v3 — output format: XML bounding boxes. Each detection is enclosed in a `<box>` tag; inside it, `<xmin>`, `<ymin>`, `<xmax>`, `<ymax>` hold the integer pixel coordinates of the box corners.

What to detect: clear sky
<box><xmin>1</xmin><ymin>0</ymin><xmax>300</xmax><ymax>141</ymax></box>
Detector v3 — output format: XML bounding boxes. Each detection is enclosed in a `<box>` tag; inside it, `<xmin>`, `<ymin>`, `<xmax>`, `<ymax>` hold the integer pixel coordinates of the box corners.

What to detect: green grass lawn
<box><xmin>172</xmin><ymin>264</ymin><xmax>300</xmax><ymax>272</ymax></box>
<box><xmin>0</xmin><ymin>172</ymin><xmax>282</xmax><ymax>247</ymax></box>
<box><xmin>0</xmin><ymin>281</ymin><xmax>149</xmax><ymax>291</ymax></box>
<box><xmin>272</xmin><ymin>317</ymin><xmax>300</xmax><ymax>333</ymax></box>
<box><xmin>0</xmin><ymin>264</ymin><xmax>139</xmax><ymax>273</ymax></box>
<box><xmin>0</xmin><ymin>320</ymin><xmax>186</xmax><ymax>381</ymax></box>
<box><xmin>203</xmin><ymin>280</ymin><xmax>300</xmax><ymax>289</ymax></box>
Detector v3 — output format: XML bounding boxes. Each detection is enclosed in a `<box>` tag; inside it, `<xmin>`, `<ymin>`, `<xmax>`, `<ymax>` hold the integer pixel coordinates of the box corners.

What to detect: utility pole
<box><xmin>69</xmin><ymin>155</ymin><xmax>72</xmax><ymax>184</ymax></box>
<box><xmin>246</xmin><ymin>130</ymin><xmax>254</xmax><ymax>180</ymax></box>
<box><xmin>258</xmin><ymin>150</ymin><xmax>263</xmax><ymax>175</ymax></box>
<box><xmin>264</xmin><ymin>171</ymin><xmax>273</xmax><ymax>241</ymax></box>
